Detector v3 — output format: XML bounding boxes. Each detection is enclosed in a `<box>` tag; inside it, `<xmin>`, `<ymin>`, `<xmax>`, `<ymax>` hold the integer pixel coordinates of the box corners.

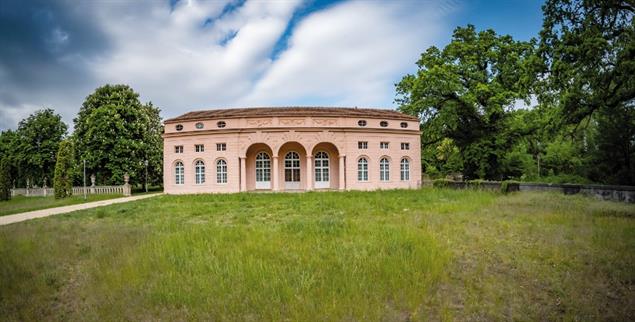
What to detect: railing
<box><xmin>72</xmin><ymin>186</ymin><xmax>124</xmax><ymax>195</ymax></box>
<box><xmin>11</xmin><ymin>185</ymin><xmax>128</xmax><ymax>197</ymax></box>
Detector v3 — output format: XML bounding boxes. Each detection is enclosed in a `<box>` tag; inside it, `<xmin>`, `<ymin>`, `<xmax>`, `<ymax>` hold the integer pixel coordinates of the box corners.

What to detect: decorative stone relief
<box><xmin>279</xmin><ymin>118</ymin><xmax>305</xmax><ymax>126</ymax></box>
<box><xmin>247</xmin><ymin>119</ymin><xmax>272</xmax><ymax>127</ymax></box>
<box><xmin>312</xmin><ymin>118</ymin><xmax>338</xmax><ymax>126</ymax></box>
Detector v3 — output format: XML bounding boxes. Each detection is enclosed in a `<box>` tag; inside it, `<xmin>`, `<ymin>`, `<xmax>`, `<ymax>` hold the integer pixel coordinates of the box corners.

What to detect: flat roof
<box><xmin>164</xmin><ymin>107</ymin><xmax>419</xmax><ymax>123</ymax></box>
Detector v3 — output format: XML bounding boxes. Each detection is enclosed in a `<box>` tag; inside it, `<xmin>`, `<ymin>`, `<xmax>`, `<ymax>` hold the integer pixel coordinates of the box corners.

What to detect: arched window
<box><xmin>216</xmin><ymin>159</ymin><xmax>227</xmax><ymax>183</ymax></box>
<box><xmin>314</xmin><ymin>151</ymin><xmax>329</xmax><ymax>187</ymax></box>
<box><xmin>255</xmin><ymin>152</ymin><xmax>271</xmax><ymax>188</ymax></box>
<box><xmin>400</xmin><ymin>158</ymin><xmax>410</xmax><ymax>181</ymax></box>
<box><xmin>284</xmin><ymin>152</ymin><xmax>300</xmax><ymax>182</ymax></box>
<box><xmin>357</xmin><ymin>157</ymin><xmax>368</xmax><ymax>181</ymax></box>
<box><xmin>380</xmin><ymin>158</ymin><xmax>390</xmax><ymax>181</ymax></box>
<box><xmin>175</xmin><ymin>161</ymin><xmax>184</xmax><ymax>185</ymax></box>
<box><xmin>195</xmin><ymin>160</ymin><xmax>205</xmax><ymax>184</ymax></box>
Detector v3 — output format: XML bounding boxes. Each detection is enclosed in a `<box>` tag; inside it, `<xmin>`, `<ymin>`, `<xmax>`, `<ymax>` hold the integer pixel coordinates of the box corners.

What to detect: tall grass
<box><xmin>0</xmin><ymin>189</ymin><xmax>633</xmax><ymax>321</ymax></box>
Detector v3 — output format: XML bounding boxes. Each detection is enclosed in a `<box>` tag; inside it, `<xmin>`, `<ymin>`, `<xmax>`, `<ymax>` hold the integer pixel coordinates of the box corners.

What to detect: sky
<box><xmin>0</xmin><ymin>0</ymin><xmax>544</xmax><ymax>131</ymax></box>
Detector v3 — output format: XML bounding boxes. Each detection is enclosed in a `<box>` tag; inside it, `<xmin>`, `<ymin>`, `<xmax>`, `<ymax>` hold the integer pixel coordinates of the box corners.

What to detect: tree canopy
<box><xmin>73</xmin><ymin>84</ymin><xmax>163</xmax><ymax>186</ymax></box>
<box><xmin>53</xmin><ymin>139</ymin><xmax>74</xmax><ymax>199</ymax></box>
<box><xmin>13</xmin><ymin>108</ymin><xmax>68</xmax><ymax>187</ymax></box>
<box><xmin>396</xmin><ymin>25</ymin><xmax>536</xmax><ymax>179</ymax></box>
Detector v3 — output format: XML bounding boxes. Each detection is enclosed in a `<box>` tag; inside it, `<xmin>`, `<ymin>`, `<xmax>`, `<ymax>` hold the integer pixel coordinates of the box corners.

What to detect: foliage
<box><xmin>0</xmin><ymin>190</ymin><xmax>633</xmax><ymax>320</ymax></box>
<box><xmin>53</xmin><ymin>140</ymin><xmax>74</xmax><ymax>199</ymax></box>
<box><xmin>500</xmin><ymin>180</ymin><xmax>519</xmax><ymax>194</ymax></box>
<box><xmin>432</xmin><ymin>178</ymin><xmax>452</xmax><ymax>188</ymax></box>
<box><xmin>538</xmin><ymin>0</ymin><xmax>634</xmax><ymax>125</ymax></box>
<box><xmin>0</xmin><ymin>158</ymin><xmax>11</xmax><ymax>201</ymax></box>
<box><xmin>13</xmin><ymin>109</ymin><xmax>67</xmax><ymax>187</ymax></box>
<box><xmin>397</xmin><ymin>25</ymin><xmax>536</xmax><ymax>180</ymax></box>
<box><xmin>73</xmin><ymin>85</ymin><xmax>163</xmax><ymax>186</ymax></box>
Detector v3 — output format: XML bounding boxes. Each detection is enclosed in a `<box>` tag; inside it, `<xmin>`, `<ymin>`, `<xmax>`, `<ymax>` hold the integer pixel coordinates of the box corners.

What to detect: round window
<box><xmin>217</xmin><ymin>121</ymin><xmax>226</xmax><ymax>128</ymax></box>
<box><xmin>175</xmin><ymin>124</ymin><xmax>183</xmax><ymax>131</ymax></box>
<box><xmin>400</xmin><ymin>122</ymin><xmax>408</xmax><ymax>128</ymax></box>
<box><xmin>195</xmin><ymin>122</ymin><xmax>204</xmax><ymax>129</ymax></box>
<box><xmin>380</xmin><ymin>121</ymin><xmax>388</xmax><ymax>127</ymax></box>
<box><xmin>358</xmin><ymin>120</ymin><xmax>367</xmax><ymax>127</ymax></box>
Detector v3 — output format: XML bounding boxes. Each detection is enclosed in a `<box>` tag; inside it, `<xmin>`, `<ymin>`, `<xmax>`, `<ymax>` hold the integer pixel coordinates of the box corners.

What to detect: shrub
<box><xmin>501</xmin><ymin>180</ymin><xmax>519</xmax><ymax>194</ymax></box>
<box><xmin>53</xmin><ymin>140</ymin><xmax>74</xmax><ymax>199</ymax></box>
<box><xmin>467</xmin><ymin>179</ymin><xmax>485</xmax><ymax>189</ymax></box>
<box><xmin>0</xmin><ymin>158</ymin><xmax>11</xmax><ymax>201</ymax></box>
<box><xmin>432</xmin><ymin>179</ymin><xmax>453</xmax><ymax>188</ymax></box>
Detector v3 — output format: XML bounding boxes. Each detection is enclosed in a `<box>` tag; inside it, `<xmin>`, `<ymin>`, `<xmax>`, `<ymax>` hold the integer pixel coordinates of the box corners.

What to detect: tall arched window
<box><xmin>284</xmin><ymin>152</ymin><xmax>300</xmax><ymax>183</ymax></box>
<box><xmin>255</xmin><ymin>152</ymin><xmax>271</xmax><ymax>189</ymax></box>
<box><xmin>216</xmin><ymin>159</ymin><xmax>227</xmax><ymax>183</ymax></box>
<box><xmin>195</xmin><ymin>160</ymin><xmax>205</xmax><ymax>184</ymax></box>
<box><xmin>314</xmin><ymin>151</ymin><xmax>329</xmax><ymax>186</ymax></box>
<box><xmin>175</xmin><ymin>161</ymin><xmax>184</xmax><ymax>185</ymax></box>
<box><xmin>400</xmin><ymin>158</ymin><xmax>410</xmax><ymax>181</ymax></box>
<box><xmin>380</xmin><ymin>158</ymin><xmax>390</xmax><ymax>181</ymax></box>
<box><xmin>358</xmin><ymin>157</ymin><xmax>368</xmax><ymax>181</ymax></box>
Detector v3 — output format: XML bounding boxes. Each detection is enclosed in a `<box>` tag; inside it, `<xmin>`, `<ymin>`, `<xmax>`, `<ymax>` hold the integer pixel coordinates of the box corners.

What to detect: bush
<box><xmin>501</xmin><ymin>180</ymin><xmax>519</xmax><ymax>194</ymax></box>
<box><xmin>432</xmin><ymin>179</ymin><xmax>453</xmax><ymax>188</ymax></box>
<box><xmin>53</xmin><ymin>140</ymin><xmax>74</xmax><ymax>199</ymax></box>
<box><xmin>467</xmin><ymin>179</ymin><xmax>485</xmax><ymax>189</ymax></box>
<box><xmin>0</xmin><ymin>158</ymin><xmax>11</xmax><ymax>201</ymax></box>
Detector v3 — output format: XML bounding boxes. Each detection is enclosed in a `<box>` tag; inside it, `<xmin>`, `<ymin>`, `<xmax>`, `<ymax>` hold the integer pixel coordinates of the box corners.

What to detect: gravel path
<box><xmin>0</xmin><ymin>193</ymin><xmax>162</xmax><ymax>226</ymax></box>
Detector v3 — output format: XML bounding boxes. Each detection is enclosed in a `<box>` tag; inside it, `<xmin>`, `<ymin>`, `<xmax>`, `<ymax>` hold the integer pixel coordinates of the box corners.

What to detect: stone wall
<box><xmin>425</xmin><ymin>178</ymin><xmax>635</xmax><ymax>203</ymax></box>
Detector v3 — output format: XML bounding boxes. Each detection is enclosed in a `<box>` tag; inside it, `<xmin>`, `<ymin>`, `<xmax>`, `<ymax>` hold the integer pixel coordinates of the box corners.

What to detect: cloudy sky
<box><xmin>0</xmin><ymin>0</ymin><xmax>542</xmax><ymax>130</ymax></box>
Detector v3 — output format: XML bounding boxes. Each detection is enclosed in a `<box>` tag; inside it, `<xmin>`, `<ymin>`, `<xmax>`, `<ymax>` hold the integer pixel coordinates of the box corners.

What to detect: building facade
<box><xmin>162</xmin><ymin>107</ymin><xmax>421</xmax><ymax>194</ymax></box>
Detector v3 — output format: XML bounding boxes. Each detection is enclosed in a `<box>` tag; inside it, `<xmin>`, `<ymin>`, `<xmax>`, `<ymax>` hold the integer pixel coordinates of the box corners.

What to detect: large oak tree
<box><xmin>396</xmin><ymin>25</ymin><xmax>536</xmax><ymax>179</ymax></box>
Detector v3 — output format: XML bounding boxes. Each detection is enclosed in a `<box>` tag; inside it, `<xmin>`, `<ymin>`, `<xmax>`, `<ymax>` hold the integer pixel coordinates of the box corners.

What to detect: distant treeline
<box><xmin>0</xmin><ymin>85</ymin><xmax>163</xmax><ymax>190</ymax></box>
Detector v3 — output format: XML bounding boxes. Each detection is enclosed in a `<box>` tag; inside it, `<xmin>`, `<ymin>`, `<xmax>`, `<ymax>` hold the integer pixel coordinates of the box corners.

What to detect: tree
<box><xmin>14</xmin><ymin>109</ymin><xmax>68</xmax><ymax>187</ymax></box>
<box><xmin>73</xmin><ymin>84</ymin><xmax>163</xmax><ymax>186</ymax></box>
<box><xmin>539</xmin><ymin>0</ymin><xmax>634</xmax><ymax>125</ymax></box>
<box><xmin>0</xmin><ymin>130</ymin><xmax>18</xmax><ymax>187</ymax></box>
<box><xmin>539</xmin><ymin>0</ymin><xmax>635</xmax><ymax>184</ymax></box>
<box><xmin>396</xmin><ymin>25</ymin><xmax>536</xmax><ymax>179</ymax></box>
<box><xmin>53</xmin><ymin>139</ymin><xmax>74</xmax><ymax>199</ymax></box>
<box><xmin>0</xmin><ymin>158</ymin><xmax>11</xmax><ymax>201</ymax></box>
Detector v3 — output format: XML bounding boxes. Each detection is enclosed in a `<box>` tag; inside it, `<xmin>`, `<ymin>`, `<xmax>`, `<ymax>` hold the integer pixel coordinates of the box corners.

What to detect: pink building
<box><xmin>162</xmin><ymin>107</ymin><xmax>421</xmax><ymax>194</ymax></box>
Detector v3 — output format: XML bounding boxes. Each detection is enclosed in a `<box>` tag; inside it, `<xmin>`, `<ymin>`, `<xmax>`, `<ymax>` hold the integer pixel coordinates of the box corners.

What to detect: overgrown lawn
<box><xmin>0</xmin><ymin>189</ymin><xmax>632</xmax><ymax>321</ymax></box>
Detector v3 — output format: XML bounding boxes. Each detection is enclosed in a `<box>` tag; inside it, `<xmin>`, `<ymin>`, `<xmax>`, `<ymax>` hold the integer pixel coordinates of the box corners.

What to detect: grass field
<box><xmin>0</xmin><ymin>189</ymin><xmax>633</xmax><ymax>321</ymax></box>
<box><xmin>0</xmin><ymin>194</ymin><xmax>125</xmax><ymax>217</ymax></box>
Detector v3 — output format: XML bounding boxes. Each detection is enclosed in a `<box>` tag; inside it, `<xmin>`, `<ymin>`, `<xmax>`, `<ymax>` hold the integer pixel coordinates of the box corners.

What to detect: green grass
<box><xmin>0</xmin><ymin>194</ymin><xmax>125</xmax><ymax>217</ymax></box>
<box><xmin>0</xmin><ymin>189</ymin><xmax>633</xmax><ymax>321</ymax></box>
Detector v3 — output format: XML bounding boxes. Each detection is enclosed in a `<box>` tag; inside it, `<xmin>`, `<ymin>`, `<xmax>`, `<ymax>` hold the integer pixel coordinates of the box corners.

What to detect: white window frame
<box><xmin>380</xmin><ymin>142</ymin><xmax>389</xmax><ymax>149</ymax></box>
<box><xmin>175</xmin><ymin>161</ymin><xmax>184</xmax><ymax>185</ymax></box>
<box><xmin>380</xmin><ymin>157</ymin><xmax>390</xmax><ymax>181</ymax></box>
<box><xmin>175</xmin><ymin>145</ymin><xmax>183</xmax><ymax>153</ymax></box>
<box><xmin>195</xmin><ymin>144</ymin><xmax>204</xmax><ymax>152</ymax></box>
<box><xmin>400</xmin><ymin>158</ymin><xmax>410</xmax><ymax>181</ymax></box>
<box><xmin>401</xmin><ymin>142</ymin><xmax>410</xmax><ymax>150</ymax></box>
<box><xmin>255</xmin><ymin>152</ymin><xmax>271</xmax><ymax>189</ymax></box>
<box><xmin>314</xmin><ymin>151</ymin><xmax>330</xmax><ymax>188</ymax></box>
<box><xmin>358</xmin><ymin>141</ymin><xmax>368</xmax><ymax>149</ymax></box>
<box><xmin>357</xmin><ymin>157</ymin><xmax>368</xmax><ymax>182</ymax></box>
<box><xmin>195</xmin><ymin>160</ymin><xmax>205</xmax><ymax>184</ymax></box>
<box><xmin>216</xmin><ymin>159</ymin><xmax>227</xmax><ymax>184</ymax></box>
<box><xmin>216</xmin><ymin>143</ymin><xmax>226</xmax><ymax>151</ymax></box>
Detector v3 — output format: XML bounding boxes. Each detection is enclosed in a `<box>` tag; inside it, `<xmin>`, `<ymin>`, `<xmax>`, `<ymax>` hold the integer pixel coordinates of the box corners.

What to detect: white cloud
<box><xmin>0</xmin><ymin>0</ymin><xmax>456</xmax><ymax>130</ymax></box>
<box><xmin>241</xmin><ymin>1</ymin><xmax>452</xmax><ymax>108</ymax></box>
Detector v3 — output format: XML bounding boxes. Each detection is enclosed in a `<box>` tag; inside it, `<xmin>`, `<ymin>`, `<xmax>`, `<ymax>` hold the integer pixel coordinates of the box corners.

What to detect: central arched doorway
<box><xmin>255</xmin><ymin>152</ymin><xmax>271</xmax><ymax>189</ymax></box>
<box><xmin>314</xmin><ymin>151</ymin><xmax>330</xmax><ymax>189</ymax></box>
<box><xmin>284</xmin><ymin>151</ymin><xmax>301</xmax><ymax>190</ymax></box>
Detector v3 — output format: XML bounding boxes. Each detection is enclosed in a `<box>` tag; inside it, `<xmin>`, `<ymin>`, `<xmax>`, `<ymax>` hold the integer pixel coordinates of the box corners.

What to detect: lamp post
<box><xmin>83</xmin><ymin>159</ymin><xmax>87</xmax><ymax>200</ymax></box>
<box><xmin>144</xmin><ymin>160</ymin><xmax>149</xmax><ymax>193</ymax></box>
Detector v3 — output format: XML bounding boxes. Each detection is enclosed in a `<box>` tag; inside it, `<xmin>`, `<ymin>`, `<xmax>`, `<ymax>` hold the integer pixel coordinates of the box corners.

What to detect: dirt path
<box><xmin>0</xmin><ymin>193</ymin><xmax>161</xmax><ymax>226</ymax></box>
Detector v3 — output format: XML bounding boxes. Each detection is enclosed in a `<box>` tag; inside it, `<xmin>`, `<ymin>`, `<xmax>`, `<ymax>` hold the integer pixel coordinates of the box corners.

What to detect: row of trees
<box><xmin>0</xmin><ymin>85</ymin><xmax>163</xmax><ymax>199</ymax></box>
<box><xmin>397</xmin><ymin>0</ymin><xmax>634</xmax><ymax>185</ymax></box>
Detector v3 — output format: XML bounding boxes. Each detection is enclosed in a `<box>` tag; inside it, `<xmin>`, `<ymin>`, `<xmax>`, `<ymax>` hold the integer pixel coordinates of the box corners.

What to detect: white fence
<box><xmin>11</xmin><ymin>185</ymin><xmax>128</xmax><ymax>197</ymax></box>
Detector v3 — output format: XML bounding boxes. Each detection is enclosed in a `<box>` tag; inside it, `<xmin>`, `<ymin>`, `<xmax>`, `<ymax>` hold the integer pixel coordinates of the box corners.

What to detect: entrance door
<box><xmin>284</xmin><ymin>151</ymin><xmax>301</xmax><ymax>190</ymax></box>
<box><xmin>255</xmin><ymin>152</ymin><xmax>271</xmax><ymax>189</ymax></box>
<box><xmin>314</xmin><ymin>151</ymin><xmax>330</xmax><ymax>189</ymax></box>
